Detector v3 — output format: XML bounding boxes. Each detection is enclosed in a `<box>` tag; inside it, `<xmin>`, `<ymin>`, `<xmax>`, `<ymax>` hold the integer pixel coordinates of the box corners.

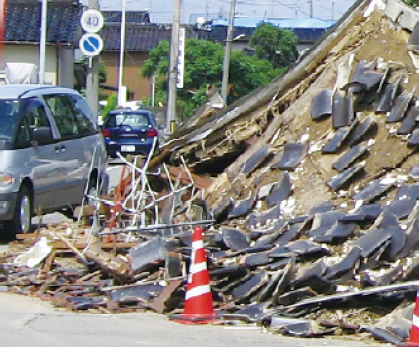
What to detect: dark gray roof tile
<box><xmin>6</xmin><ymin>1</ymin><xmax>81</xmax><ymax>43</ymax></box>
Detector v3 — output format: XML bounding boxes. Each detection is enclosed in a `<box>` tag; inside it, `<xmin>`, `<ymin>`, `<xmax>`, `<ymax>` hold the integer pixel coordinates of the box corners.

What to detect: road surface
<box><xmin>0</xmin><ymin>291</ymin><xmax>384</xmax><ymax>347</ymax></box>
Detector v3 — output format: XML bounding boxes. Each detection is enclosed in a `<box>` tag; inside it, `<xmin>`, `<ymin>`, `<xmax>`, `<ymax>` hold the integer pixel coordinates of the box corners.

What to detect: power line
<box><xmin>98</xmin><ymin>0</ymin><xmax>351</xmax><ymax>22</ymax></box>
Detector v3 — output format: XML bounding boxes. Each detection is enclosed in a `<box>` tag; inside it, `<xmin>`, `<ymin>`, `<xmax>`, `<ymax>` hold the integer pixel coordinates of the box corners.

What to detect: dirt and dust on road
<box><xmin>2</xmin><ymin>0</ymin><xmax>419</xmax><ymax>345</ymax></box>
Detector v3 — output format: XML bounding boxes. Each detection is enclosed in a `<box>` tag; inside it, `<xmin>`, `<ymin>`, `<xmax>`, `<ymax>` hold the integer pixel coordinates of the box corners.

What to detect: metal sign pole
<box><xmin>86</xmin><ymin>0</ymin><xmax>100</xmax><ymax>117</ymax></box>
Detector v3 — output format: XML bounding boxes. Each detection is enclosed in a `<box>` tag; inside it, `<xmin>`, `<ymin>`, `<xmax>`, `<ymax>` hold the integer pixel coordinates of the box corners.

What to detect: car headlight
<box><xmin>0</xmin><ymin>172</ymin><xmax>15</xmax><ymax>186</ymax></box>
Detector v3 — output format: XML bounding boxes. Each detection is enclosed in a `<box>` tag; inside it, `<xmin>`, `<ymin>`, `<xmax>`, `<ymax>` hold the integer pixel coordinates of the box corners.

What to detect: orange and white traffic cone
<box><xmin>170</xmin><ymin>226</ymin><xmax>217</xmax><ymax>324</ymax></box>
<box><xmin>399</xmin><ymin>291</ymin><xmax>419</xmax><ymax>347</ymax></box>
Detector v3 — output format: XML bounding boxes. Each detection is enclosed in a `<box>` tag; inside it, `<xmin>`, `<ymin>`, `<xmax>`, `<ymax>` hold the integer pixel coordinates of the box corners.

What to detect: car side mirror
<box><xmin>31</xmin><ymin>126</ymin><xmax>53</xmax><ymax>144</ymax></box>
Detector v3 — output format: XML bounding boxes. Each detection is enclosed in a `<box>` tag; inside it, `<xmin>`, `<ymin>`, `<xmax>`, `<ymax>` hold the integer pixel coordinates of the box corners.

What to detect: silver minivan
<box><xmin>0</xmin><ymin>84</ymin><xmax>108</xmax><ymax>238</ymax></box>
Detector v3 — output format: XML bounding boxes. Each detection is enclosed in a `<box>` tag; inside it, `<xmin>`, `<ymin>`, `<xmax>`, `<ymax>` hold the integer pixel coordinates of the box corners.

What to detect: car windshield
<box><xmin>107</xmin><ymin>113</ymin><xmax>150</xmax><ymax>128</ymax></box>
<box><xmin>0</xmin><ymin>99</ymin><xmax>20</xmax><ymax>140</ymax></box>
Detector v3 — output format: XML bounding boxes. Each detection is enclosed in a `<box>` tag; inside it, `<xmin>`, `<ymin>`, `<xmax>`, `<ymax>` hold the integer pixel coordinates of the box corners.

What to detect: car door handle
<box><xmin>54</xmin><ymin>145</ymin><xmax>66</xmax><ymax>153</ymax></box>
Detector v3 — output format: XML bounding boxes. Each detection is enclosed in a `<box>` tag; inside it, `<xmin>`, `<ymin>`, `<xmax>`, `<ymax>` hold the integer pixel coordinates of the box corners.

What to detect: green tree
<box><xmin>403</xmin><ymin>0</ymin><xmax>419</xmax><ymax>5</ymax></box>
<box><xmin>229</xmin><ymin>50</ymin><xmax>282</xmax><ymax>99</ymax></box>
<box><xmin>101</xmin><ymin>93</ymin><xmax>117</xmax><ymax>120</ymax></box>
<box><xmin>249</xmin><ymin>22</ymin><xmax>298</xmax><ymax>69</ymax></box>
<box><xmin>141</xmin><ymin>38</ymin><xmax>280</xmax><ymax>120</ymax></box>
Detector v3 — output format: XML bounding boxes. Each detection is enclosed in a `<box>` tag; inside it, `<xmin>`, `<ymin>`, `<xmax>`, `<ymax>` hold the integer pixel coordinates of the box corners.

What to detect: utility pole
<box><xmin>39</xmin><ymin>0</ymin><xmax>47</xmax><ymax>84</ymax></box>
<box><xmin>309</xmin><ymin>0</ymin><xmax>313</xmax><ymax>18</ymax></box>
<box><xmin>166</xmin><ymin>0</ymin><xmax>181</xmax><ymax>133</ymax></box>
<box><xmin>117</xmin><ymin>0</ymin><xmax>126</xmax><ymax>107</ymax></box>
<box><xmin>221</xmin><ymin>0</ymin><xmax>236</xmax><ymax>105</ymax></box>
<box><xmin>86</xmin><ymin>0</ymin><xmax>99</xmax><ymax>117</ymax></box>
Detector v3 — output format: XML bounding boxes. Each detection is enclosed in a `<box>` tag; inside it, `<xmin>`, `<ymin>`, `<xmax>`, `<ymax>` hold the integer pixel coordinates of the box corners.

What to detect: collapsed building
<box><xmin>2</xmin><ymin>0</ymin><xmax>419</xmax><ymax>344</ymax></box>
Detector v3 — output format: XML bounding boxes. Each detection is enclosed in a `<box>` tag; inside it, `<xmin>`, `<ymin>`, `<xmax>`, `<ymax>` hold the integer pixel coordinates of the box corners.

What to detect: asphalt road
<box><xmin>0</xmin><ymin>291</ymin><xmax>385</xmax><ymax>347</ymax></box>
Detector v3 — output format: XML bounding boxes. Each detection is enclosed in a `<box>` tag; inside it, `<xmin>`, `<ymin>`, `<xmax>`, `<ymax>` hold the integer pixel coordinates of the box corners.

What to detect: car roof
<box><xmin>108</xmin><ymin>109</ymin><xmax>153</xmax><ymax>116</ymax></box>
<box><xmin>0</xmin><ymin>84</ymin><xmax>80</xmax><ymax>99</ymax></box>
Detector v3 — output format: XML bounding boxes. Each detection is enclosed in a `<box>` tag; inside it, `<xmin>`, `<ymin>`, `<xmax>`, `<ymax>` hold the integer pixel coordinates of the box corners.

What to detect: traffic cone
<box><xmin>399</xmin><ymin>291</ymin><xmax>419</xmax><ymax>346</ymax></box>
<box><xmin>170</xmin><ymin>226</ymin><xmax>217</xmax><ymax>324</ymax></box>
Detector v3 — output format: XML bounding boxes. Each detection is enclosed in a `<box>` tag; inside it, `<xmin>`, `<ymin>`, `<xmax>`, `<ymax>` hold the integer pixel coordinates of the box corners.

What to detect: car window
<box><xmin>15</xmin><ymin>100</ymin><xmax>52</xmax><ymax>148</ymax></box>
<box><xmin>0</xmin><ymin>100</ymin><xmax>19</xmax><ymax>140</ymax></box>
<box><xmin>106</xmin><ymin>113</ymin><xmax>150</xmax><ymax>128</ymax></box>
<box><xmin>44</xmin><ymin>94</ymin><xmax>96</xmax><ymax>139</ymax></box>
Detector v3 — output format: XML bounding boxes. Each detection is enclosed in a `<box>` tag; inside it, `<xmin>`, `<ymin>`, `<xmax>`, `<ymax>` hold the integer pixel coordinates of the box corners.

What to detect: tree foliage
<box><xmin>249</xmin><ymin>22</ymin><xmax>298</xmax><ymax>69</ymax></box>
<box><xmin>101</xmin><ymin>93</ymin><xmax>117</xmax><ymax>120</ymax></box>
<box><xmin>402</xmin><ymin>0</ymin><xmax>419</xmax><ymax>5</ymax></box>
<box><xmin>141</xmin><ymin>32</ymin><xmax>295</xmax><ymax>120</ymax></box>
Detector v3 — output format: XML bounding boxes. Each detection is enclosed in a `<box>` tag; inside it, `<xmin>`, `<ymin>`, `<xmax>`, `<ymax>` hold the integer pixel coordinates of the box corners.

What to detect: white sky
<box><xmin>92</xmin><ymin>0</ymin><xmax>358</xmax><ymax>24</ymax></box>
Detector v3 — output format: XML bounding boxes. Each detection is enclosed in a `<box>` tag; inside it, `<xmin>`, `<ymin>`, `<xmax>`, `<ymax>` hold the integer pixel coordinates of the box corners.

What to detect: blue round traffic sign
<box><xmin>79</xmin><ymin>33</ymin><xmax>103</xmax><ymax>57</ymax></box>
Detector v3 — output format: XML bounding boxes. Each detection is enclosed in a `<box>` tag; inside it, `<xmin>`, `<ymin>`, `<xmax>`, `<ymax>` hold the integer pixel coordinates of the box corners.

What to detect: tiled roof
<box><xmin>100</xmin><ymin>24</ymin><xmax>210</xmax><ymax>52</ymax></box>
<box><xmin>212</xmin><ymin>16</ymin><xmax>337</xmax><ymax>29</ymax></box>
<box><xmin>101</xmin><ymin>24</ymin><xmax>172</xmax><ymax>51</ymax></box>
<box><xmin>102</xmin><ymin>11</ymin><xmax>150</xmax><ymax>24</ymax></box>
<box><xmin>5</xmin><ymin>0</ymin><xmax>82</xmax><ymax>43</ymax></box>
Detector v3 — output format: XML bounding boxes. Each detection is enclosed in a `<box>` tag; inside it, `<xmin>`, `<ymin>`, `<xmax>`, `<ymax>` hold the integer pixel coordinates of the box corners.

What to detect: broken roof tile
<box><xmin>397</xmin><ymin>105</ymin><xmax>418</xmax><ymax>135</ymax></box>
<box><xmin>230</xmin><ymin>271</ymin><xmax>268</xmax><ymax>301</ymax></box>
<box><xmin>332</xmin><ymin>143</ymin><xmax>369</xmax><ymax>173</ymax></box>
<box><xmin>308</xmin><ymin>210</ymin><xmax>346</xmax><ymax>237</ymax></box>
<box><xmin>246</xmin><ymin>204</ymin><xmax>282</xmax><ymax>229</ymax></box>
<box><xmin>253</xmin><ymin>219</ymin><xmax>288</xmax><ymax>246</ymax></box>
<box><xmin>244</xmin><ymin>252</ymin><xmax>273</xmax><ymax>268</ymax></box>
<box><xmin>227</xmin><ymin>192</ymin><xmax>257</xmax><ymax>219</ymax></box>
<box><xmin>347</xmin><ymin>117</ymin><xmax>377</xmax><ymax>146</ymax></box>
<box><xmin>291</xmin><ymin>259</ymin><xmax>334</xmax><ymax>292</ymax></box>
<box><xmin>311</xmin><ymin>89</ymin><xmax>333</xmax><ymax>120</ymax></box>
<box><xmin>350</xmin><ymin>228</ymin><xmax>392</xmax><ymax>259</ymax></box>
<box><xmin>343</xmin><ymin>60</ymin><xmax>383</xmax><ymax>92</ymax></box>
<box><xmin>387</xmin><ymin>91</ymin><xmax>413</xmax><ymax>123</ymax></box>
<box><xmin>383</xmin><ymin>198</ymin><xmax>416</xmax><ymax>220</ymax></box>
<box><xmin>341</xmin><ymin>204</ymin><xmax>382</xmax><ymax>222</ymax></box>
<box><xmin>332</xmin><ymin>90</ymin><xmax>354</xmax><ymax>128</ymax></box>
<box><xmin>284</xmin><ymin>239</ymin><xmax>331</xmax><ymax>257</ymax></box>
<box><xmin>222</xmin><ymin>227</ymin><xmax>251</xmax><ymax>251</ymax></box>
<box><xmin>327</xmin><ymin>164</ymin><xmax>365</xmax><ymax>191</ymax></box>
<box><xmin>265</xmin><ymin>172</ymin><xmax>292</xmax><ymax>208</ymax></box>
<box><xmin>272</xmin><ymin>142</ymin><xmax>308</xmax><ymax>170</ymax></box>
<box><xmin>325</xmin><ymin>247</ymin><xmax>362</xmax><ymax>280</ymax></box>
<box><xmin>240</xmin><ymin>145</ymin><xmax>270</xmax><ymax>175</ymax></box>
<box><xmin>408</xmin><ymin>128</ymin><xmax>419</xmax><ymax>146</ymax></box>
<box><xmin>313</xmin><ymin>222</ymin><xmax>357</xmax><ymax>244</ymax></box>
<box><xmin>353</xmin><ymin>179</ymin><xmax>394</xmax><ymax>203</ymax></box>
<box><xmin>376</xmin><ymin>76</ymin><xmax>402</xmax><ymax>113</ymax></box>
<box><xmin>322</xmin><ymin>120</ymin><xmax>359</xmax><ymax>154</ymax></box>
<box><xmin>130</xmin><ymin>237</ymin><xmax>166</xmax><ymax>273</ymax></box>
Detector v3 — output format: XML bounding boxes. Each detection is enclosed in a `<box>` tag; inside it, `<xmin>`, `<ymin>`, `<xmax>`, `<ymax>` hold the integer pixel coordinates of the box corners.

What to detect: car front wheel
<box><xmin>4</xmin><ymin>186</ymin><xmax>32</xmax><ymax>239</ymax></box>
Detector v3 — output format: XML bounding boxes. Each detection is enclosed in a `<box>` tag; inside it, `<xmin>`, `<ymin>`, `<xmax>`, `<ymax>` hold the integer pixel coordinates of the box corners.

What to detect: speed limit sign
<box><xmin>81</xmin><ymin>9</ymin><xmax>104</xmax><ymax>33</ymax></box>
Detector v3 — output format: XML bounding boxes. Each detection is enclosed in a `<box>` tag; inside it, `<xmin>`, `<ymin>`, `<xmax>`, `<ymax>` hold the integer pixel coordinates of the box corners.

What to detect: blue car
<box><xmin>101</xmin><ymin>109</ymin><xmax>160</xmax><ymax>158</ymax></box>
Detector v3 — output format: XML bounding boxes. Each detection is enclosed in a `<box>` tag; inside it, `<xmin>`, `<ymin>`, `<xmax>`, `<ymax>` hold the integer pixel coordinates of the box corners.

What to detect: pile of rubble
<box><xmin>3</xmin><ymin>0</ymin><xmax>419</xmax><ymax>344</ymax></box>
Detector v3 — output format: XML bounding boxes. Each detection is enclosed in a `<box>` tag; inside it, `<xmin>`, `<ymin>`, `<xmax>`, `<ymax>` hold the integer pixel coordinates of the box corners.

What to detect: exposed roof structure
<box><xmin>5</xmin><ymin>0</ymin><xmax>81</xmax><ymax>43</ymax></box>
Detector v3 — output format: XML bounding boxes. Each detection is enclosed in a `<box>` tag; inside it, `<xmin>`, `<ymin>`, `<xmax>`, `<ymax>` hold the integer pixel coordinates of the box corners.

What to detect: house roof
<box><xmin>209</xmin><ymin>16</ymin><xmax>337</xmax><ymax>44</ymax></box>
<box><xmin>100</xmin><ymin>24</ymin><xmax>210</xmax><ymax>52</ymax></box>
<box><xmin>212</xmin><ymin>16</ymin><xmax>337</xmax><ymax>29</ymax></box>
<box><xmin>100</xmin><ymin>24</ymin><xmax>172</xmax><ymax>51</ymax></box>
<box><xmin>102</xmin><ymin>10</ymin><xmax>150</xmax><ymax>24</ymax></box>
<box><xmin>5</xmin><ymin>0</ymin><xmax>82</xmax><ymax>43</ymax></box>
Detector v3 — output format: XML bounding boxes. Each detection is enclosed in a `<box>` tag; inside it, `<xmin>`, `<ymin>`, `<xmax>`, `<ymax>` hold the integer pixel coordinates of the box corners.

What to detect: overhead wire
<box><xmin>99</xmin><ymin>0</ymin><xmax>352</xmax><ymax>22</ymax></box>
